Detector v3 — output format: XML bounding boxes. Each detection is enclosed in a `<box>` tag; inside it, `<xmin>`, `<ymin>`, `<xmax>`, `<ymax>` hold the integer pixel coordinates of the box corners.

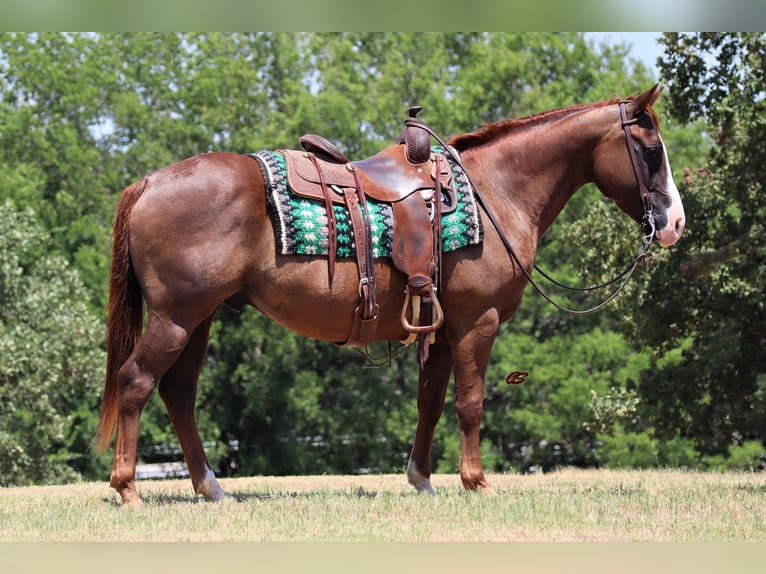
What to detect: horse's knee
<box><xmin>455</xmin><ymin>395</ymin><xmax>483</xmax><ymax>428</ymax></box>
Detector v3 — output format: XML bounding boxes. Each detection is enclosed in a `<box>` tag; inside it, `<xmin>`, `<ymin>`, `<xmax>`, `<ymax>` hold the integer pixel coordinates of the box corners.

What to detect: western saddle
<box><xmin>280</xmin><ymin>107</ymin><xmax>455</xmax><ymax>360</ymax></box>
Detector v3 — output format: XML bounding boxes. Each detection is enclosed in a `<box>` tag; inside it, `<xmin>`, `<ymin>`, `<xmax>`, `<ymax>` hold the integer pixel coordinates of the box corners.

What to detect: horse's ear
<box><xmin>626</xmin><ymin>83</ymin><xmax>663</xmax><ymax>118</ymax></box>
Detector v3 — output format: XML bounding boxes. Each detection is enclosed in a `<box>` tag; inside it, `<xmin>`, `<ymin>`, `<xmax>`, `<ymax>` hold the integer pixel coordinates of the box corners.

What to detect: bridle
<box><xmin>619</xmin><ymin>100</ymin><xmax>658</xmax><ymax>247</ymax></box>
<box><xmin>405</xmin><ymin>99</ymin><xmax>658</xmax><ymax>315</ymax></box>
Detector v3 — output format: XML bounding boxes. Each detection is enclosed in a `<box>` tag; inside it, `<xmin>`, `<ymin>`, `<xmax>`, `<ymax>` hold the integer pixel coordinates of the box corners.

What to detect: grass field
<box><xmin>1</xmin><ymin>469</ymin><xmax>764</xmax><ymax>542</ymax></box>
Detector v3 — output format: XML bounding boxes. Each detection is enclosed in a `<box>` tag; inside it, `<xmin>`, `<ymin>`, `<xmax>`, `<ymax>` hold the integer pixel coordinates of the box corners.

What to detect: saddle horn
<box><xmin>399</xmin><ymin>106</ymin><xmax>431</xmax><ymax>165</ymax></box>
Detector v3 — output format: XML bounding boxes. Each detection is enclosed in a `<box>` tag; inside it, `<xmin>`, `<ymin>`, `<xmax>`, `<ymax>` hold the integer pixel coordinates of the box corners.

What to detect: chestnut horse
<box><xmin>95</xmin><ymin>85</ymin><xmax>685</xmax><ymax>505</ymax></box>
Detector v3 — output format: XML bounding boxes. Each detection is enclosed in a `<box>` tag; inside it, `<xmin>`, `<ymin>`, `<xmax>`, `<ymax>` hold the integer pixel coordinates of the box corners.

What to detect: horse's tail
<box><xmin>94</xmin><ymin>179</ymin><xmax>148</xmax><ymax>454</ymax></box>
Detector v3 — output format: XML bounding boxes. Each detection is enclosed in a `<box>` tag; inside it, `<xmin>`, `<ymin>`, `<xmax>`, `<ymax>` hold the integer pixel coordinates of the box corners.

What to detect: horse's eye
<box><xmin>643</xmin><ymin>145</ymin><xmax>662</xmax><ymax>172</ymax></box>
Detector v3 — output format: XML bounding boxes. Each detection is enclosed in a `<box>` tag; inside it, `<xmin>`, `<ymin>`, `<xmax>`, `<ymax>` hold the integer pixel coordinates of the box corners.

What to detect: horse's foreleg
<box><xmin>407</xmin><ymin>342</ymin><xmax>453</xmax><ymax>494</ymax></box>
<box><xmin>110</xmin><ymin>313</ymin><xmax>190</xmax><ymax>506</ymax></box>
<box><xmin>157</xmin><ymin>314</ymin><xmax>225</xmax><ymax>502</ymax></box>
<box><xmin>452</xmin><ymin>310</ymin><xmax>499</xmax><ymax>494</ymax></box>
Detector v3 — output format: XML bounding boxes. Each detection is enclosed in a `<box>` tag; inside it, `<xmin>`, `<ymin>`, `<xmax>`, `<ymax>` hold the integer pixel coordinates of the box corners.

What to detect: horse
<box><xmin>95</xmin><ymin>84</ymin><xmax>685</xmax><ymax>506</ymax></box>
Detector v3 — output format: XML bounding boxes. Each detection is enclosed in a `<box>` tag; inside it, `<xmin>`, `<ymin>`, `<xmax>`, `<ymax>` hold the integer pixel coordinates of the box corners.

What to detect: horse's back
<box><xmin>136</xmin><ymin>151</ymin><xmax>265</xmax><ymax>208</ymax></box>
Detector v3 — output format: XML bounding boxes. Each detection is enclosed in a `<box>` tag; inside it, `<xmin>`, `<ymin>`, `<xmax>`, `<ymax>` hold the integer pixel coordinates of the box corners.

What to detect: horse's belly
<box><xmin>245</xmin><ymin>257</ymin><xmax>411</xmax><ymax>343</ymax></box>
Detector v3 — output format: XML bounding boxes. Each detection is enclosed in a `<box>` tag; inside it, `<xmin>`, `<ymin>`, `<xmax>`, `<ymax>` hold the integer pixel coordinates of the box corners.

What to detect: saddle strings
<box><xmin>357</xmin><ymin>340</ymin><xmax>411</xmax><ymax>368</ymax></box>
<box><xmin>403</xmin><ymin>115</ymin><xmax>655</xmax><ymax>316</ymax></box>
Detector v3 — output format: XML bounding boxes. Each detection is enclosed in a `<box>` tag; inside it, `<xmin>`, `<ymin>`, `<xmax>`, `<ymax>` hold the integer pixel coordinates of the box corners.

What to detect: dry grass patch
<box><xmin>1</xmin><ymin>469</ymin><xmax>763</xmax><ymax>541</ymax></box>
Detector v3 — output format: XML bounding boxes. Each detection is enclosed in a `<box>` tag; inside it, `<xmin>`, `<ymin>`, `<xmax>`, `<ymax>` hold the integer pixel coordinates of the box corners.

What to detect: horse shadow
<box><xmin>103</xmin><ymin>486</ymin><xmax>382</xmax><ymax>507</ymax></box>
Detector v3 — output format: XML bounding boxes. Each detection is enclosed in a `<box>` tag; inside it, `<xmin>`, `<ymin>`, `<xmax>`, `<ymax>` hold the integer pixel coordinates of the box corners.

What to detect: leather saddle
<box><xmin>278</xmin><ymin>108</ymin><xmax>451</xmax><ymax>361</ymax></box>
<box><xmin>282</xmin><ymin>143</ymin><xmax>457</xmax><ymax>212</ymax></box>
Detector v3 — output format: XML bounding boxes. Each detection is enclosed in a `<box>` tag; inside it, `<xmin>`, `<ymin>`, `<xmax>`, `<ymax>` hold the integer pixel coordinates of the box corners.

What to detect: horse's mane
<box><xmin>449</xmin><ymin>95</ymin><xmax>656</xmax><ymax>151</ymax></box>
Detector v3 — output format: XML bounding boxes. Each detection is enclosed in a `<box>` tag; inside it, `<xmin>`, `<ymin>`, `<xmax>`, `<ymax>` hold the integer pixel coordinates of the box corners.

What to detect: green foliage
<box><xmin>597</xmin><ymin>425</ymin><xmax>661</xmax><ymax>469</ymax></box>
<box><xmin>0</xmin><ymin>202</ymin><xmax>110</xmax><ymax>485</ymax></box>
<box><xmin>586</xmin><ymin>386</ymin><xmax>641</xmax><ymax>435</ymax></box>
<box><xmin>596</xmin><ymin>426</ymin><xmax>704</xmax><ymax>469</ymax></box>
<box><xmin>702</xmin><ymin>440</ymin><xmax>765</xmax><ymax>471</ymax></box>
<box><xmin>480</xmin><ymin>328</ymin><xmax>651</xmax><ymax>472</ymax></box>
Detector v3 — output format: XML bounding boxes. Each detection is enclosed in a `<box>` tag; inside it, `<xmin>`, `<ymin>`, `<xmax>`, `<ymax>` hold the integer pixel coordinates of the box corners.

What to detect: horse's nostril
<box><xmin>675</xmin><ymin>217</ymin><xmax>685</xmax><ymax>236</ymax></box>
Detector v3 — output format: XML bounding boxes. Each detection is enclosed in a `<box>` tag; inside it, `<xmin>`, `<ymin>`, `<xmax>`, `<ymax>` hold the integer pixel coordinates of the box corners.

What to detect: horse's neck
<box><xmin>465</xmin><ymin>107</ymin><xmax>609</xmax><ymax>242</ymax></box>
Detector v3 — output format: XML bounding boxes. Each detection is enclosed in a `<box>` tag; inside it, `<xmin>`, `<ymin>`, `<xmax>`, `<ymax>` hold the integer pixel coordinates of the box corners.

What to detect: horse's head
<box><xmin>593</xmin><ymin>84</ymin><xmax>685</xmax><ymax>247</ymax></box>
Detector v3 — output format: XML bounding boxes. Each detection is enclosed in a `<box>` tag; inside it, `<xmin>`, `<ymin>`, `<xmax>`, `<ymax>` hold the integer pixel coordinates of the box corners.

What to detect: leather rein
<box><xmin>405</xmin><ymin>100</ymin><xmax>657</xmax><ymax>316</ymax></box>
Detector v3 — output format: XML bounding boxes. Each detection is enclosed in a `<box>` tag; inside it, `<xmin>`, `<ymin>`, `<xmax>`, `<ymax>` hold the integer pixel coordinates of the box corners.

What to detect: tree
<box><xmin>641</xmin><ymin>33</ymin><xmax>766</xmax><ymax>453</ymax></box>
<box><xmin>0</xmin><ymin>202</ymin><xmax>109</xmax><ymax>485</ymax></box>
<box><xmin>0</xmin><ymin>33</ymin><xmax>116</xmax><ymax>310</ymax></box>
<box><xmin>572</xmin><ymin>33</ymin><xmax>766</xmax><ymax>459</ymax></box>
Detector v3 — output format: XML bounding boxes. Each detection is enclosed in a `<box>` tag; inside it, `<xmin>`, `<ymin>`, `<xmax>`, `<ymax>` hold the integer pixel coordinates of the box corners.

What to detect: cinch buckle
<box><xmin>358</xmin><ymin>277</ymin><xmax>370</xmax><ymax>297</ymax></box>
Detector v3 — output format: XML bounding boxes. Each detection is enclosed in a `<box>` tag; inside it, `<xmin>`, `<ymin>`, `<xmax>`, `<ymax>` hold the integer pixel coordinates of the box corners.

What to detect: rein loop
<box><xmin>404</xmin><ymin>99</ymin><xmax>656</xmax><ymax>315</ymax></box>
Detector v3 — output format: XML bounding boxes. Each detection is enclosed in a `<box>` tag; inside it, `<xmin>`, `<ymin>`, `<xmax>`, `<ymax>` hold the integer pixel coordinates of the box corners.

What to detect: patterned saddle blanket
<box><xmin>251</xmin><ymin>146</ymin><xmax>483</xmax><ymax>258</ymax></box>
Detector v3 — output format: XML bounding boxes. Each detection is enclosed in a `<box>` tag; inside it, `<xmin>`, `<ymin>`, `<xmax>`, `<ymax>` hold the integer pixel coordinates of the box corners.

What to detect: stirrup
<box><xmin>400</xmin><ymin>282</ymin><xmax>444</xmax><ymax>345</ymax></box>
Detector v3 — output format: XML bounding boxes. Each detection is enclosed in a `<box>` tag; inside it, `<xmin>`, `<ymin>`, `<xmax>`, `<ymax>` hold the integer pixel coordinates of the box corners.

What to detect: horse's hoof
<box><xmin>196</xmin><ymin>469</ymin><xmax>226</xmax><ymax>502</ymax></box>
<box><xmin>119</xmin><ymin>495</ymin><xmax>145</xmax><ymax>508</ymax></box>
<box><xmin>479</xmin><ymin>484</ymin><xmax>497</xmax><ymax>496</ymax></box>
<box><xmin>412</xmin><ymin>480</ymin><xmax>436</xmax><ymax>495</ymax></box>
<box><xmin>406</xmin><ymin>461</ymin><xmax>436</xmax><ymax>495</ymax></box>
<box><xmin>201</xmin><ymin>489</ymin><xmax>227</xmax><ymax>503</ymax></box>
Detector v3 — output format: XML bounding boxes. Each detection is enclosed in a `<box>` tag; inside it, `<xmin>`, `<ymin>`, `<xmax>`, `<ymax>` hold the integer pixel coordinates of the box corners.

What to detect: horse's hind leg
<box><xmin>157</xmin><ymin>313</ymin><xmax>225</xmax><ymax>502</ymax></box>
<box><xmin>110</xmin><ymin>312</ymin><xmax>191</xmax><ymax>506</ymax></box>
<box><xmin>407</xmin><ymin>342</ymin><xmax>453</xmax><ymax>494</ymax></box>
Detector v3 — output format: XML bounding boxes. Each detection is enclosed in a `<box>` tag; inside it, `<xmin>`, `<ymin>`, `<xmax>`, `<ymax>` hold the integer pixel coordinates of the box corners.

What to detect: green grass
<box><xmin>1</xmin><ymin>469</ymin><xmax>764</xmax><ymax>541</ymax></box>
